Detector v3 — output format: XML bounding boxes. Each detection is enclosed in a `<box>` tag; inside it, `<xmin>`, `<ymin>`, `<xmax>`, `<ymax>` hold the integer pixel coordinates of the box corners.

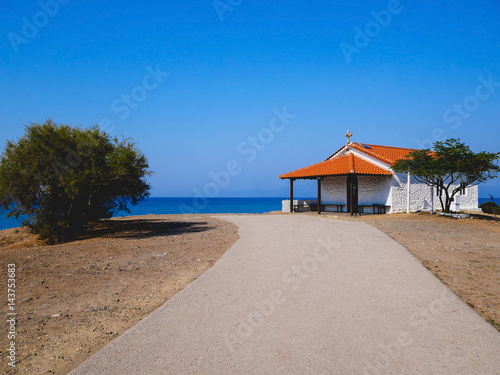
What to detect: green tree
<box><xmin>479</xmin><ymin>201</ymin><xmax>500</xmax><ymax>214</ymax></box>
<box><xmin>393</xmin><ymin>139</ymin><xmax>500</xmax><ymax>213</ymax></box>
<box><xmin>0</xmin><ymin>120</ymin><xmax>152</xmax><ymax>243</ymax></box>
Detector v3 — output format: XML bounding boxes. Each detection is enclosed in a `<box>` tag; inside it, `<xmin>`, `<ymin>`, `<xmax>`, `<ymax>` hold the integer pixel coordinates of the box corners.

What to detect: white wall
<box><xmin>321</xmin><ymin>176</ymin><xmax>346</xmax><ymax>211</ymax></box>
<box><xmin>457</xmin><ymin>185</ymin><xmax>479</xmax><ymax>210</ymax></box>
<box><xmin>288</xmin><ymin>173</ymin><xmax>480</xmax><ymax>213</ymax></box>
<box><xmin>321</xmin><ymin>175</ymin><xmax>392</xmax><ymax>212</ymax></box>
<box><xmin>390</xmin><ymin>173</ymin><xmax>431</xmax><ymax>213</ymax></box>
<box><xmin>390</xmin><ymin>173</ymin><xmax>479</xmax><ymax>212</ymax></box>
<box><xmin>357</xmin><ymin>176</ymin><xmax>392</xmax><ymax>205</ymax></box>
<box><xmin>320</xmin><ymin>173</ymin><xmax>479</xmax><ymax>213</ymax></box>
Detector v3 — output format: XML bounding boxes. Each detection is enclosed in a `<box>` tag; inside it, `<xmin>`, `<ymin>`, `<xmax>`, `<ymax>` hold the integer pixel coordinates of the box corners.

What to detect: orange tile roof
<box><xmin>349</xmin><ymin>143</ymin><xmax>417</xmax><ymax>165</ymax></box>
<box><xmin>279</xmin><ymin>153</ymin><xmax>392</xmax><ymax>179</ymax></box>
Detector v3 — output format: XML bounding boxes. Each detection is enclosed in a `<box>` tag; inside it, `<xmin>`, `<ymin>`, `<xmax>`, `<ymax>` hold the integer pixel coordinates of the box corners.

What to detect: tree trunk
<box><xmin>438</xmin><ymin>193</ymin><xmax>446</xmax><ymax>212</ymax></box>
<box><xmin>445</xmin><ymin>199</ymin><xmax>452</xmax><ymax>213</ymax></box>
<box><xmin>443</xmin><ymin>190</ymin><xmax>452</xmax><ymax>213</ymax></box>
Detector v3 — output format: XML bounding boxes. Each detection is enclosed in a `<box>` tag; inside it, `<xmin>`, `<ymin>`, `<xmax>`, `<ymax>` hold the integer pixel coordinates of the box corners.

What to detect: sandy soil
<box><xmin>0</xmin><ymin>215</ymin><xmax>239</xmax><ymax>375</ymax></box>
<box><xmin>331</xmin><ymin>212</ymin><xmax>500</xmax><ymax>331</ymax></box>
<box><xmin>1</xmin><ymin>212</ymin><xmax>498</xmax><ymax>374</ymax></box>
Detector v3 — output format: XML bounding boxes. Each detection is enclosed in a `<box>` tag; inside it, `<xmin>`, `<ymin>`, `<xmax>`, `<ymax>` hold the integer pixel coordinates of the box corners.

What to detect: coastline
<box><xmin>0</xmin><ymin>196</ymin><xmax>494</xmax><ymax>232</ymax></box>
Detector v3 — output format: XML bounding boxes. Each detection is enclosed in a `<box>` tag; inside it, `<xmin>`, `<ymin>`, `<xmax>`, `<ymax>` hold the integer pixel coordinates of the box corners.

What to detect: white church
<box><xmin>279</xmin><ymin>131</ymin><xmax>479</xmax><ymax>214</ymax></box>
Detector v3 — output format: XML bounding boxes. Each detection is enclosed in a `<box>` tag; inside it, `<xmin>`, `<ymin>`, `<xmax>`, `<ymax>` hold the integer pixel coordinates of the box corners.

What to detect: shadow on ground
<box><xmin>77</xmin><ymin>218</ymin><xmax>213</xmax><ymax>240</ymax></box>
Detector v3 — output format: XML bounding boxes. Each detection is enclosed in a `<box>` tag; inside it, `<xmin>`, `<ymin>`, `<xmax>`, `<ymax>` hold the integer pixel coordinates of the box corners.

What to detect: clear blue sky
<box><xmin>1</xmin><ymin>0</ymin><xmax>499</xmax><ymax>198</ymax></box>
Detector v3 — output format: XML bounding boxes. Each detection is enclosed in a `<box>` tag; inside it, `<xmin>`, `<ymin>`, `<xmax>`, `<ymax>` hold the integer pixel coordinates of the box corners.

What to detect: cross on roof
<box><xmin>345</xmin><ymin>130</ymin><xmax>353</xmax><ymax>144</ymax></box>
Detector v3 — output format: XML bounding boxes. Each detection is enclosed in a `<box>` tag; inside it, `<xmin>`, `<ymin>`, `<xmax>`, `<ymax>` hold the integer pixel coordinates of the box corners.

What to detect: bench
<box><xmin>325</xmin><ymin>204</ymin><xmax>345</xmax><ymax>212</ymax></box>
<box><xmin>372</xmin><ymin>204</ymin><xmax>389</xmax><ymax>214</ymax></box>
<box><xmin>353</xmin><ymin>205</ymin><xmax>369</xmax><ymax>215</ymax></box>
<box><xmin>354</xmin><ymin>204</ymin><xmax>389</xmax><ymax>215</ymax></box>
<box><xmin>288</xmin><ymin>200</ymin><xmax>307</xmax><ymax>212</ymax></box>
<box><xmin>309</xmin><ymin>204</ymin><xmax>345</xmax><ymax>212</ymax></box>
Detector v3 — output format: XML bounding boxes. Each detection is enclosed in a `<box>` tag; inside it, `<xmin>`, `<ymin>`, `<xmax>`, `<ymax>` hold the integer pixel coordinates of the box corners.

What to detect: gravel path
<box><xmin>70</xmin><ymin>215</ymin><xmax>500</xmax><ymax>374</ymax></box>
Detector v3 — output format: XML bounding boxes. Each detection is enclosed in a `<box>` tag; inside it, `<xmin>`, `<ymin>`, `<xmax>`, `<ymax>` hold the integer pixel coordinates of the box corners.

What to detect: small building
<box><xmin>279</xmin><ymin>131</ymin><xmax>479</xmax><ymax>214</ymax></box>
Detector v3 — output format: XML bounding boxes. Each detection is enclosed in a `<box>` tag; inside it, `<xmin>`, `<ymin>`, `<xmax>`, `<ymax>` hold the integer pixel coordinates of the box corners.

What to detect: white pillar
<box><xmin>406</xmin><ymin>172</ymin><xmax>411</xmax><ymax>214</ymax></box>
<box><xmin>430</xmin><ymin>185</ymin><xmax>434</xmax><ymax>215</ymax></box>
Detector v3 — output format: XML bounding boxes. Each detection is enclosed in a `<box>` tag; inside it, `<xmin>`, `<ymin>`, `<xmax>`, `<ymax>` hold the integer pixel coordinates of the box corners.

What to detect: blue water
<box><xmin>121</xmin><ymin>197</ymin><xmax>288</xmax><ymax>216</ymax></box>
<box><xmin>0</xmin><ymin>197</ymin><xmax>495</xmax><ymax>231</ymax></box>
<box><xmin>479</xmin><ymin>197</ymin><xmax>494</xmax><ymax>205</ymax></box>
<box><xmin>0</xmin><ymin>197</ymin><xmax>290</xmax><ymax>231</ymax></box>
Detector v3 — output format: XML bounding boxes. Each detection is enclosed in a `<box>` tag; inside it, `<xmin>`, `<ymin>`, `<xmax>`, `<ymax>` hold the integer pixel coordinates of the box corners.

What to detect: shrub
<box><xmin>479</xmin><ymin>201</ymin><xmax>500</xmax><ymax>214</ymax></box>
<box><xmin>0</xmin><ymin>120</ymin><xmax>151</xmax><ymax>243</ymax></box>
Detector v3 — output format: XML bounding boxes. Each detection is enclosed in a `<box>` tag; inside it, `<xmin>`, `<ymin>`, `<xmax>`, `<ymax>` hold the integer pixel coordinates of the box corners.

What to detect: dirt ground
<box><xmin>0</xmin><ymin>215</ymin><xmax>239</xmax><ymax>375</ymax></box>
<box><xmin>334</xmin><ymin>212</ymin><xmax>500</xmax><ymax>331</ymax></box>
<box><xmin>1</xmin><ymin>212</ymin><xmax>499</xmax><ymax>374</ymax></box>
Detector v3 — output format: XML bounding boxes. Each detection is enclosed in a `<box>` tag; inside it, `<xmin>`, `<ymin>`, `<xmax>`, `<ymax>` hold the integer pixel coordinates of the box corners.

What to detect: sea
<box><xmin>0</xmin><ymin>197</ymin><xmax>289</xmax><ymax>231</ymax></box>
<box><xmin>0</xmin><ymin>197</ymin><xmax>494</xmax><ymax>231</ymax></box>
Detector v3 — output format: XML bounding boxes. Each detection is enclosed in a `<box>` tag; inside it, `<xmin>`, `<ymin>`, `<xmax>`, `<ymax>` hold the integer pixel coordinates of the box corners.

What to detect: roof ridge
<box><xmin>324</xmin><ymin>144</ymin><xmax>348</xmax><ymax>161</ymax></box>
<box><xmin>324</xmin><ymin>142</ymin><xmax>419</xmax><ymax>164</ymax></box>
<box><xmin>360</xmin><ymin>143</ymin><xmax>419</xmax><ymax>151</ymax></box>
<box><xmin>280</xmin><ymin>141</ymin><xmax>417</xmax><ymax>179</ymax></box>
<box><xmin>279</xmin><ymin>151</ymin><xmax>393</xmax><ymax>179</ymax></box>
<box><xmin>350</xmin><ymin>143</ymin><xmax>394</xmax><ymax>164</ymax></box>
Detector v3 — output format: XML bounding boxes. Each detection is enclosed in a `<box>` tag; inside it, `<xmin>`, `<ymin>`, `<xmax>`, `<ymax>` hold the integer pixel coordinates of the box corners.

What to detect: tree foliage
<box><xmin>0</xmin><ymin>120</ymin><xmax>151</xmax><ymax>242</ymax></box>
<box><xmin>479</xmin><ymin>201</ymin><xmax>499</xmax><ymax>214</ymax></box>
<box><xmin>393</xmin><ymin>139</ymin><xmax>500</xmax><ymax>213</ymax></box>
